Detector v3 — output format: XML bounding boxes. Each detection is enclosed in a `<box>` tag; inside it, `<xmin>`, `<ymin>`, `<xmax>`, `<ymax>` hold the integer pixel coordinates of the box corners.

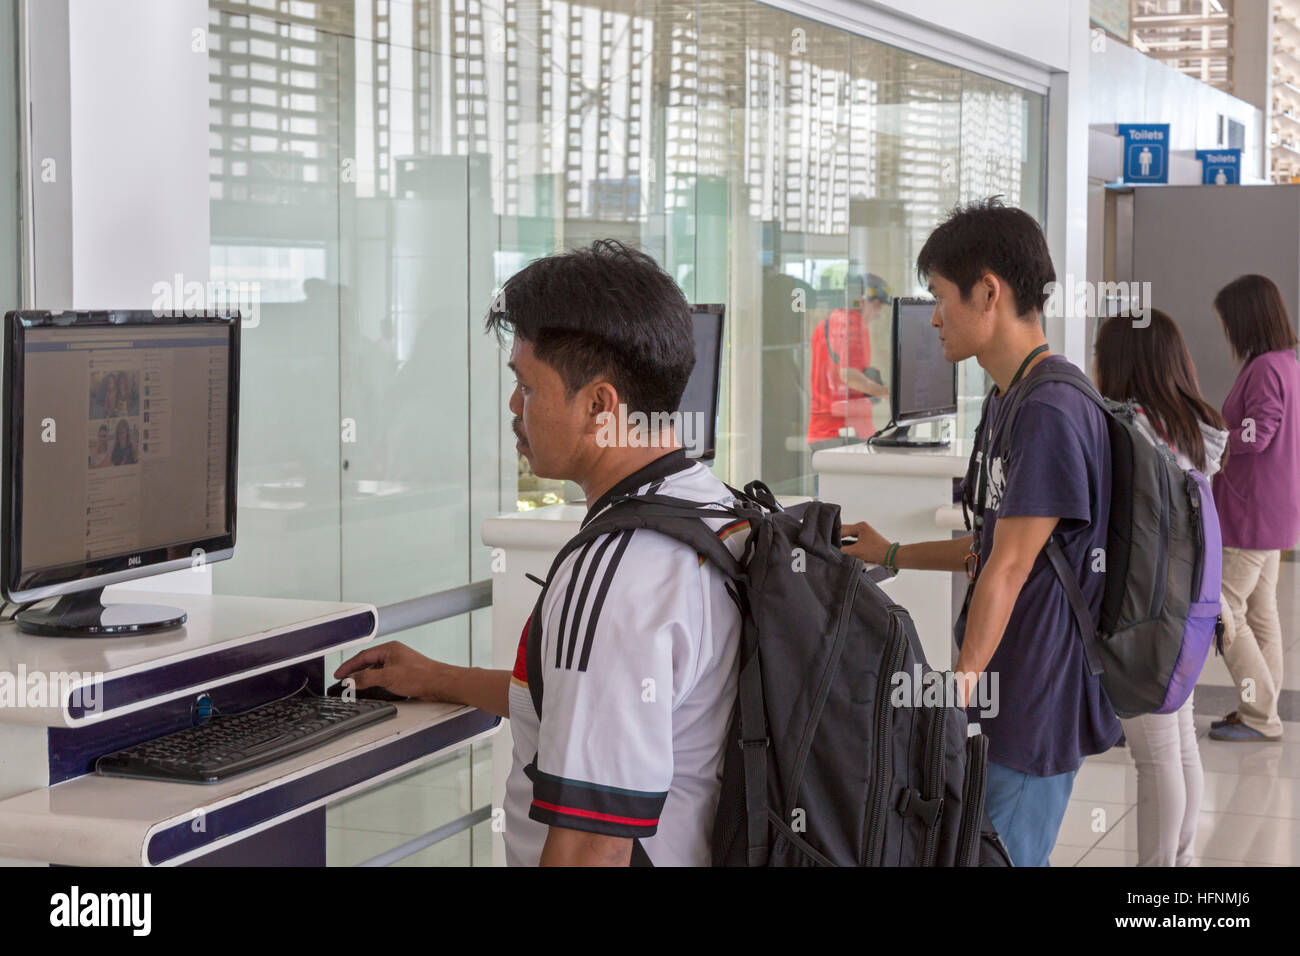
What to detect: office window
<box><xmin>206</xmin><ymin>0</ymin><xmax>1046</xmax><ymax>865</ymax></box>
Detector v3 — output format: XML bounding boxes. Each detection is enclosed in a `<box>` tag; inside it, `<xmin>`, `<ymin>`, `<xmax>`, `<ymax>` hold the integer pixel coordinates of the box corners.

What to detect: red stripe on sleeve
<box><xmin>531</xmin><ymin>799</ymin><xmax>658</xmax><ymax>828</ymax></box>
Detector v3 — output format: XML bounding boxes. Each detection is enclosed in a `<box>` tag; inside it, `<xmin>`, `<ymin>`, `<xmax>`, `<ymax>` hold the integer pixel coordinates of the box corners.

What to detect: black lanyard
<box><xmin>973</xmin><ymin>343</ymin><xmax>1049</xmax><ymax>536</ymax></box>
<box><xmin>1006</xmin><ymin>343</ymin><xmax>1050</xmax><ymax>393</ymax></box>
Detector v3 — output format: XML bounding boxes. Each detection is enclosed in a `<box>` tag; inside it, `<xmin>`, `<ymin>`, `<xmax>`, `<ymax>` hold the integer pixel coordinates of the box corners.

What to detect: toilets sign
<box><xmin>1197</xmin><ymin>148</ymin><xmax>1241</xmax><ymax>185</ymax></box>
<box><xmin>1119</xmin><ymin>124</ymin><xmax>1170</xmax><ymax>183</ymax></box>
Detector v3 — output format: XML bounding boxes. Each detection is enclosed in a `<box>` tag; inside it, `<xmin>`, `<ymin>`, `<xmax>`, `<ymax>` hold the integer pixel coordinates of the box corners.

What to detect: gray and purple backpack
<box><xmin>965</xmin><ymin>362</ymin><xmax>1223</xmax><ymax>719</ymax></box>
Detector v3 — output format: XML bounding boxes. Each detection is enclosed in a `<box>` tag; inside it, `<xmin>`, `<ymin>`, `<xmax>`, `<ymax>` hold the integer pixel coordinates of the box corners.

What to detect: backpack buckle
<box><xmin>739</xmin><ymin>736</ymin><xmax>770</xmax><ymax>751</ymax></box>
<box><xmin>897</xmin><ymin>788</ymin><xmax>943</xmax><ymax>827</ymax></box>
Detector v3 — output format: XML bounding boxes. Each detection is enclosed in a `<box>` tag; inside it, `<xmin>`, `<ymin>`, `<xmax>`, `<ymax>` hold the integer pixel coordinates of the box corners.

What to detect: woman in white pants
<box><xmin>1094</xmin><ymin>310</ymin><xmax>1228</xmax><ymax>867</ymax></box>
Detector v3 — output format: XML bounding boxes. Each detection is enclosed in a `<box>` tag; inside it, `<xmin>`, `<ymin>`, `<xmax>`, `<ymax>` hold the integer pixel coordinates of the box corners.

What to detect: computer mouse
<box><xmin>326</xmin><ymin>665</ymin><xmax>410</xmax><ymax>702</ymax></box>
<box><xmin>359</xmin><ymin>684</ymin><xmax>409</xmax><ymax>702</ymax></box>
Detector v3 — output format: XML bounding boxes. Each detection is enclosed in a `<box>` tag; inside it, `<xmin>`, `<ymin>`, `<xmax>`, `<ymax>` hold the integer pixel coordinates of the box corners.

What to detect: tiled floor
<box><xmin>328</xmin><ymin>561</ymin><xmax>1300</xmax><ymax>867</ymax></box>
<box><xmin>1051</xmin><ymin>558</ymin><xmax>1300</xmax><ymax>867</ymax></box>
<box><xmin>1051</xmin><ymin>714</ymin><xmax>1300</xmax><ymax>866</ymax></box>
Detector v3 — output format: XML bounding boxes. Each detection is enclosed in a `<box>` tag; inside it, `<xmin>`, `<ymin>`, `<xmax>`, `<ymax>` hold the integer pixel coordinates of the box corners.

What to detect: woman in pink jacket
<box><xmin>1209</xmin><ymin>275</ymin><xmax>1300</xmax><ymax>742</ymax></box>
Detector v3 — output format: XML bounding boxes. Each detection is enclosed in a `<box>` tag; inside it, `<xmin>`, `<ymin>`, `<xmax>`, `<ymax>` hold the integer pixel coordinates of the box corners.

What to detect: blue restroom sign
<box><xmin>1196</xmin><ymin>148</ymin><xmax>1241</xmax><ymax>185</ymax></box>
<box><xmin>1119</xmin><ymin>124</ymin><xmax>1170</xmax><ymax>183</ymax></box>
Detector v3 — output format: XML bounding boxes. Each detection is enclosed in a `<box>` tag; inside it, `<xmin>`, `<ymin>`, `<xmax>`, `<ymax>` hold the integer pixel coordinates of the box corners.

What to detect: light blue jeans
<box><xmin>984</xmin><ymin>761</ymin><xmax>1079</xmax><ymax>867</ymax></box>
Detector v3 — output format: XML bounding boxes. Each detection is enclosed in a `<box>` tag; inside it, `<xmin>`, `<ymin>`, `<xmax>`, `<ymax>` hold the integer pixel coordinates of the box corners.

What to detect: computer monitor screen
<box><xmin>891</xmin><ymin>297</ymin><xmax>956</xmax><ymax>424</ymax></box>
<box><xmin>678</xmin><ymin>304</ymin><xmax>724</xmax><ymax>462</ymax></box>
<box><xmin>3</xmin><ymin>311</ymin><xmax>240</xmax><ymax>610</ymax></box>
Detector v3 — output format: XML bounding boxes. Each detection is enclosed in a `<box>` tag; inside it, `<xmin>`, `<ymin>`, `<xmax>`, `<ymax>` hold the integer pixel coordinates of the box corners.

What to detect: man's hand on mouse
<box><xmin>335</xmin><ymin>642</ymin><xmax>448</xmax><ymax>701</ymax></box>
<box><xmin>841</xmin><ymin>519</ymin><xmax>890</xmax><ymax>565</ymax></box>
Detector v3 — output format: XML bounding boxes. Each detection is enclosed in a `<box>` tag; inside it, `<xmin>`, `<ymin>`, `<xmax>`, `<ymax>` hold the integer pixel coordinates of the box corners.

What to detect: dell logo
<box><xmin>127</xmin><ymin>555</ymin><xmax>142</xmax><ymax>567</ymax></box>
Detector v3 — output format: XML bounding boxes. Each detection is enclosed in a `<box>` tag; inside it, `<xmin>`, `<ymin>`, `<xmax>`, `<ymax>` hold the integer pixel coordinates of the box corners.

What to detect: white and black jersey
<box><xmin>503</xmin><ymin>450</ymin><xmax>748</xmax><ymax>866</ymax></box>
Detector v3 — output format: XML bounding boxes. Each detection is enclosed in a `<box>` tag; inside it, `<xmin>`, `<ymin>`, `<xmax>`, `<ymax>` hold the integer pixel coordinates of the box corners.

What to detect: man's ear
<box><xmin>979</xmin><ymin>273</ymin><xmax>1001</xmax><ymax>316</ymax></box>
<box><xmin>583</xmin><ymin>380</ymin><xmax>621</xmax><ymax>432</ymax></box>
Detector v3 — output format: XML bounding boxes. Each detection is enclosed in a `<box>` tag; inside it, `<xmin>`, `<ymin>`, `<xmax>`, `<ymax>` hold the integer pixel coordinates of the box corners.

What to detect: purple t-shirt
<box><xmin>1213</xmin><ymin>349</ymin><xmax>1300</xmax><ymax>551</ymax></box>
<box><xmin>957</xmin><ymin>356</ymin><xmax>1122</xmax><ymax>776</ymax></box>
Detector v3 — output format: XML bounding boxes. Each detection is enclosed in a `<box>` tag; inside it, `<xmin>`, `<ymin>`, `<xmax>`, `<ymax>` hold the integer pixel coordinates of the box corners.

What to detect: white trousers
<box><xmin>1119</xmin><ymin>694</ymin><xmax>1203</xmax><ymax>867</ymax></box>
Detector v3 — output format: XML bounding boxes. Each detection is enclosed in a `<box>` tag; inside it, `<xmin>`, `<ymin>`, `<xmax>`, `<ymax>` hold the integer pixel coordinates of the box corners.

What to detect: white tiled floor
<box><xmin>1049</xmin><ymin>558</ymin><xmax>1300</xmax><ymax>867</ymax></box>
<box><xmin>1051</xmin><ymin>715</ymin><xmax>1300</xmax><ymax>866</ymax></box>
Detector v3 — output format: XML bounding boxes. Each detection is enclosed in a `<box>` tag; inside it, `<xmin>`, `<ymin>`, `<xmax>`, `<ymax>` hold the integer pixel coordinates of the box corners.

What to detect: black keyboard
<box><xmin>95</xmin><ymin>692</ymin><xmax>398</xmax><ymax>784</ymax></box>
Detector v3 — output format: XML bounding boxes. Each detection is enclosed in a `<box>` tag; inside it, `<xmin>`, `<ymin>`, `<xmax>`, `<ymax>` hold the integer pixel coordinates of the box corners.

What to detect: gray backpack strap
<box><xmin>1043</xmin><ymin>539</ymin><xmax>1105</xmax><ymax>677</ymax></box>
<box><xmin>737</xmin><ymin>637</ymin><xmax>769</xmax><ymax>866</ymax></box>
<box><xmin>990</xmin><ymin>365</ymin><xmax>1111</xmax><ymax>677</ymax></box>
<box><xmin>596</xmin><ymin>493</ymin><xmax>754</xmax><ymax>580</ymax></box>
<box><xmin>993</xmin><ymin>364</ymin><xmax>1107</xmax><ymax>457</ymax></box>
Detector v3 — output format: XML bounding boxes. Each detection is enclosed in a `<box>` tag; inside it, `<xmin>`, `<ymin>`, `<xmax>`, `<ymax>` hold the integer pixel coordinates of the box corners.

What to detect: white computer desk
<box><xmin>814</xmin><ymin>441</ymin><xmax>976</xmax><ymax>669</ymax></box>
<box><xmin>0</xmin><ymin>591</ymin><xmax>499</xmax><ymax>866</ymax></box>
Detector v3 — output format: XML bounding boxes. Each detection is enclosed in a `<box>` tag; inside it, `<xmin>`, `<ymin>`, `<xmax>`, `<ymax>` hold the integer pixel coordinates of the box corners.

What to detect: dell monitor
<box><xmin>3</xmin><ymin>310</ymin><xmax>240</xmax><ymax>635</ymax></box>
<box><xmin>679</xmin><ymin>304</ymin><xmax>724</xmax><ymax>462</ymax></box>
<box><xmin>868</xmin><ymin>296</ymin><xmax>956</xmax><ymax>447</ymax></box>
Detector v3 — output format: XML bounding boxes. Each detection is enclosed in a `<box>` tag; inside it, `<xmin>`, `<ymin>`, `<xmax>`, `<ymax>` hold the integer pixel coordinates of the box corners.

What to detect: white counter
<box><xmin>0</xmin><ymin>701</ymin><xmax>496</xmax><ymax>866</ymax></box>
<box><xmin>812</xmin><ymin>441</ymin><xmax>975</xmax><ymax>668</ymax></box>
<box><xmin>0</xmin><ymin>592</ymin><xmax>498</xmax><ymax>865</ymax></box>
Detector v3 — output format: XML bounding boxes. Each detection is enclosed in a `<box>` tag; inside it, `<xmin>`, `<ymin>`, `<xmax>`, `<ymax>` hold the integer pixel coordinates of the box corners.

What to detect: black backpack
<box><xmin>961</xmin><ymin>362</ymin><xmax>1224</xmax><ymax>719</ymax></box>
<box><xmin>533</xmin><ymin>480</ymin><xmax>1011</xmax><ymax>867</ymax></box>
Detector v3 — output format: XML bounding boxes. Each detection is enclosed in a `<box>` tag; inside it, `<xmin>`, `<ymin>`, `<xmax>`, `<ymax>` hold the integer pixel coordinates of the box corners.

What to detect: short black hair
<box><xmin>916</xmin><ymin>196</ymin><xmax>1055</xmax><ymax>319</ymax></box>
<box><xmin>485</xmin><ymin>239</ymin><xmax>695</xmax><ymax>415</ymax></box>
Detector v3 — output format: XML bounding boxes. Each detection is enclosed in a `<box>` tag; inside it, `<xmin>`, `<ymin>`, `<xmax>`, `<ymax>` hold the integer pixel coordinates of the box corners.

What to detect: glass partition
<box><xmin>0</xmin><ymin>0</ymin><xmax>17</xmax><ymax>315</ymax></box>
<box><xmin>205</xmin><ymin>0</ymin><xmax>1046</xmax><ymax>865</ymax></box>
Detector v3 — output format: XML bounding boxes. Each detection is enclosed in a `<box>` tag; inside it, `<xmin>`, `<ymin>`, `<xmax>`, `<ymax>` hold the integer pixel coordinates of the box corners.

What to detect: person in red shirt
<box><xmin>807</xmin><ymin>274</ymin><xmax>891</xmax><ymax>443</ymax></box>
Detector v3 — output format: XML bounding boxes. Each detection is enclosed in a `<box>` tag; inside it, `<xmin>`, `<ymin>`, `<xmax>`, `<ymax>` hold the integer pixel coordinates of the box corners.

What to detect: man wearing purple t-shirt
<box><xmin>842</xmin><ymin>199</ymin><xmax>1121</xmax><ymax>866</ymax></box>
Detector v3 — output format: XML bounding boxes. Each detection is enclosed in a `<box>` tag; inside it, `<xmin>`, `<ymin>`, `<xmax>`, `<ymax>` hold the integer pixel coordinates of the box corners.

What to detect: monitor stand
<box><xmin>14</xmin><ymin>587</ymin><xmax>186</xmax><ymax>637</ymax></box>
<box><xmin>867</xmin><ymin>422</ymin><xmax>950</xmax><ymax>448</ymax></box>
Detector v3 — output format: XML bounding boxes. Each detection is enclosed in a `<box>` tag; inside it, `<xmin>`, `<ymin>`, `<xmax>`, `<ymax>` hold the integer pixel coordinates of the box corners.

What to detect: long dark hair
<box><xmin>1094</xmin><ymin>309</ymin><xmax>1226</xmax><ymax>472</ymax></box>
<box><xmin>1213</xmin><ymin>274</ymin><xmax>1298</xmax><ymax>361</ymax></box>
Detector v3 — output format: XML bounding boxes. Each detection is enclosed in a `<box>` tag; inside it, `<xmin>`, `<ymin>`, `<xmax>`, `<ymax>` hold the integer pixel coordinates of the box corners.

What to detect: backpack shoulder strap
<box><xmin>592</xmin><ymin>494</ymin><xmax>754</xmax><ymax>580</ymax></box>
<box><xmin>524</xmin><ymin>495</ymin><xmax>754</xmax><ymax>717</ymax></box>
<box><xmin>1043</xmin><ymin>538</ymin><xmax>1105</xmax><ymax>677</ymax></box>
<box><xmin>994</xmin><ymin>365</ymin><xmax>1110</xmax><ymax>676</ymax></box>
<box><xmin>993</xmin><ymin>364</ymin><xmax>1110</xmax><ymax>459</ymax></box>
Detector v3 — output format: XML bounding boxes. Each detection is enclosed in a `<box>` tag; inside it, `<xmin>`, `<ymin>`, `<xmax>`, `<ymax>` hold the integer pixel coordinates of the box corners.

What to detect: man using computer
<box><xmin>840</xmin><ymin>198</ymin><xmax>1121</xmax><ymax>867</ymax></box>
<box><xmin>336</xmin><ymin>240</ymin><xmax>745</xmax><ymax>866</ymax></box>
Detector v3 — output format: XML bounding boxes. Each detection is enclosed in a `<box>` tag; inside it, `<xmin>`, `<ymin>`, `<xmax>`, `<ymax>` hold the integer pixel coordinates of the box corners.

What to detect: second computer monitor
<box><xmin>678</xmin><ymin>304</ymin><xmax>724</xmax><ymax>462</ymax></box>
<box><xmin>891</xmin><ymin>296</ymin><xmax>956</xmax><ymax>425</ymax></box>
